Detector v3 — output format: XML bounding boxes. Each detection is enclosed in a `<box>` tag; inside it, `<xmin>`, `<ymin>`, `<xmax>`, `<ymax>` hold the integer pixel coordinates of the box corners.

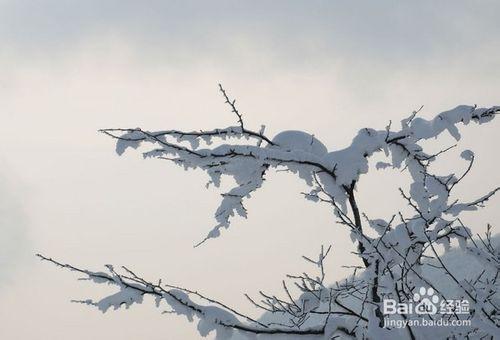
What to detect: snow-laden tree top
<box><xmin>40</xmin><ymin>86</ymin><xmax>499</xmax><ymax>339</ymax></box>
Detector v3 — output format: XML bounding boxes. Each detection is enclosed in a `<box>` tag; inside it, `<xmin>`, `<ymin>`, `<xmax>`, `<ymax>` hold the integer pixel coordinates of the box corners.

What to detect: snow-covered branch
<box><xmin>100</xmin><ymin>99</ymin><xmax>499</xmax><ymax>244</ymax></box>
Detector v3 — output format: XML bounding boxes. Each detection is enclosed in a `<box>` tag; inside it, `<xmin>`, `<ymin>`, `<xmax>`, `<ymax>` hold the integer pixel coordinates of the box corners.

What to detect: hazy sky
<box><xmin>0</xmin><ymin>1</ymin><xmax>499</xmax><ymax>339</ymax></box>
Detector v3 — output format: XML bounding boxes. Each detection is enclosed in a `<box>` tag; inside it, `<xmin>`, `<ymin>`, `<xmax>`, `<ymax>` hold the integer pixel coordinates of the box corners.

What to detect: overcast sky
<box><xmin>1</xmin><ymin>1</ymin><xmax>499</xmax><ymax>339</ymax></box>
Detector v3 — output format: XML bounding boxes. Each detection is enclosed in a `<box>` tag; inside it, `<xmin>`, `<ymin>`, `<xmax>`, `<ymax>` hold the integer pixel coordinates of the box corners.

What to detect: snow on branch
<box><xmin>36</xmin><ymin>252</ymin><xmax>351</xmax><ymax>339</ymax></box>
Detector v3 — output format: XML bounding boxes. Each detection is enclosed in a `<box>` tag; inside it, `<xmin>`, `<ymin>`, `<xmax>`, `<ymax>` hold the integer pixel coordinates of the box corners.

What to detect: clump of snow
<box><xmin>271</xmin><ymin>130</ymin><xmax>328</xmax><ymax>156</ymax></box>
<box><xmin>115</xmin><ymin>130</ymin><xmax>144</xmax><ymax>155</ymax></box>
<box><xmin>375</xmin><ymin>161</ymin><xmax>392</xmax><ymax>170</ymax></box>
<box><xmin>460</xmin><ymin>149</ymin><xmax>474</xmax><ymax>161</ymax></box>
<box><xmin>323</xmin><ymin>128</ymin><xmax>386</xmax><ymax>185</ymax></box>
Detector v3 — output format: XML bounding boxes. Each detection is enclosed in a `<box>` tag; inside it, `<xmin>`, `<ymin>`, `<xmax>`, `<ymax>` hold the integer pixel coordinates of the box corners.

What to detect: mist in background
<box><xmin>0</xmin><ymin>1</ymin><xmax>499</xmax><ymax>339</ymax></box>
<box><xmin>0</xmin><ymin>164</ymin><xmax>29</xmax><ymax>288</ymax></box>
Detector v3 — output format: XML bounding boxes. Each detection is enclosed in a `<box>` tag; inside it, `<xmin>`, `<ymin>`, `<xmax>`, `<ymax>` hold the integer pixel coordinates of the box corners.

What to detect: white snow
<box><xmin>271</xmin><ymin>130</ymin><xmax>328</xmax><ymax>156</ymax></box>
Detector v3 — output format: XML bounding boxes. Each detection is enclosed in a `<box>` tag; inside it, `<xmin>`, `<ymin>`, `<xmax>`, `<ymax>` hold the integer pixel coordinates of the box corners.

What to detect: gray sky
<box><xmin>0</xmin><ymin>1</ymin><xmax>499</xmax><ymax>339</ymax></box>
